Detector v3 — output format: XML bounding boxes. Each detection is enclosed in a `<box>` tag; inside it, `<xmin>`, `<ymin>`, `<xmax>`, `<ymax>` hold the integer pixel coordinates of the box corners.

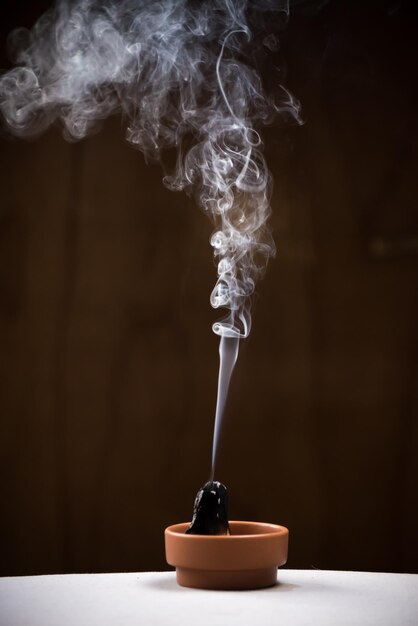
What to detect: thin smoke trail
<box><xmin>210</xmin><ymin>335</ymin><xmax>239</xmax><ymax>481</ymax></box>
<box><xmin>0</xmin><ymin>0</ymin><xmax>301</xmax><ymax>477</ymax></box>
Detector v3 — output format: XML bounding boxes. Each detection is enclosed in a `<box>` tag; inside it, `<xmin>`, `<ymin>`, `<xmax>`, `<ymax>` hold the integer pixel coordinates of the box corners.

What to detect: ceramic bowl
<box><xmin>165</xmin><ymin>520</ymin><xmax>289</xmax><ymax>590</ymax></box>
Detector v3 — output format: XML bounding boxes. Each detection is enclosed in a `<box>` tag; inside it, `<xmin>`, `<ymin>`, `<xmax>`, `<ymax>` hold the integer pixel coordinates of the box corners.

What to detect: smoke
<box><xmin>0</xmin><ymin>0</ymin><xmax>301</xmax><ymax>339</ymax></box>
<box><xmin>211</xmin><ymin>335</ymin><xmax>240</xmax><ymax>480</ymax></box>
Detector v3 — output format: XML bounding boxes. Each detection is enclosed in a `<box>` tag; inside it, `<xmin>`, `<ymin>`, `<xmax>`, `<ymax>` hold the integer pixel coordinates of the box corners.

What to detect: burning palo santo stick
<box><xmin>186</xmin><ymin>481</ymin><xmax>230</xmax><ymax>536</ymax></box>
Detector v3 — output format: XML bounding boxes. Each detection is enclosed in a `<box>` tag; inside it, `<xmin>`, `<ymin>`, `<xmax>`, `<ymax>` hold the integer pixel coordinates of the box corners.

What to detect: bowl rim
<box><xmin>165</xmin><ymin>520</ymin><xmax>288</xmax><ymax>540</ymax></box>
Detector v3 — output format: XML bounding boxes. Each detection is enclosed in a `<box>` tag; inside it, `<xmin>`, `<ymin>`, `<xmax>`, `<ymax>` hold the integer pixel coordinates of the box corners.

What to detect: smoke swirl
<box><xmin>0</xmin><ymin>0</ymin><xmax>301</xmax><ymax>337</ymax></box>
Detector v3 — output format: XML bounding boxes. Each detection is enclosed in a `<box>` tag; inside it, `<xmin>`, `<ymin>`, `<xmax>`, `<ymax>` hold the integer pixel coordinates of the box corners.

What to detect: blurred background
<box><xmin>1</xmin><ymin>0</ymin><xmax>417</xmax><ymax>576</ymax></box>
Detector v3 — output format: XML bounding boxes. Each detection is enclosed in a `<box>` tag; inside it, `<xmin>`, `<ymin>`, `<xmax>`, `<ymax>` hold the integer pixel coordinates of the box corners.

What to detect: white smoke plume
<box><xmin>0</xmin><ymin>0</ymin><xmax>301</xmax><ymax>339</ymax></box>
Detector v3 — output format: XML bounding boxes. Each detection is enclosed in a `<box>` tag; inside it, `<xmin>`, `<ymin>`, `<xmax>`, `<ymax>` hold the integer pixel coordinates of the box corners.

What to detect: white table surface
<box><xmin>0</xmin><ymin>569</ymin><xmax>417</xmax><ymax>626</ymax></box>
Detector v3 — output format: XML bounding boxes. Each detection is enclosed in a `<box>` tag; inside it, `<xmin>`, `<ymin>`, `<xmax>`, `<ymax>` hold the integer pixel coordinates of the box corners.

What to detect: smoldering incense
<box><xmin>0</xmin><ymin>0</ymin><xmax>301</xmax><ymax>473</ymax></box>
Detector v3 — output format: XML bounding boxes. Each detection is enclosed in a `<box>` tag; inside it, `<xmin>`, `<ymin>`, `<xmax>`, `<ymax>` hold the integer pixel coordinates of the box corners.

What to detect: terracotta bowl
<box><xmin>165</xmin><ymin>520</ymin><xmax>289</xmax><ymax>590</ymax></box>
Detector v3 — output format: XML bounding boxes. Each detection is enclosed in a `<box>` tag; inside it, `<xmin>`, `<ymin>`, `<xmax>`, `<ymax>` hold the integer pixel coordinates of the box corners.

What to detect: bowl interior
<box><xmin>166</xmin><ymin>520</ymin><xmax>287</xmax><ymax>538</ymax></box>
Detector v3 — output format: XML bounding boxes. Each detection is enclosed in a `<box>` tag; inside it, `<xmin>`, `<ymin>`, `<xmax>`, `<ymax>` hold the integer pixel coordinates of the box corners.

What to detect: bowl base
<box><xmin>176</xmin><ymin>566</ymin><xmax>278</xmax><ymax>591</ymax></box>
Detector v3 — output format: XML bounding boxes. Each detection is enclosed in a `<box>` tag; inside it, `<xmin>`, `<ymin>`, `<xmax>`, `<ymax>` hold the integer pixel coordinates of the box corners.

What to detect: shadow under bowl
<box><xmin>165</xmin><ymin>520</ymin><xmax>289</xmax><ymax>590</ymax></box>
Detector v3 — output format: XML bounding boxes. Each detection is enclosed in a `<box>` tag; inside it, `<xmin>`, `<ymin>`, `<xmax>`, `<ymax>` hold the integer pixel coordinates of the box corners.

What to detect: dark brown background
<box><xmin>1</xmin><ymin>1</ymin><xmax>417</xmax><ymax>576</ymax></box>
